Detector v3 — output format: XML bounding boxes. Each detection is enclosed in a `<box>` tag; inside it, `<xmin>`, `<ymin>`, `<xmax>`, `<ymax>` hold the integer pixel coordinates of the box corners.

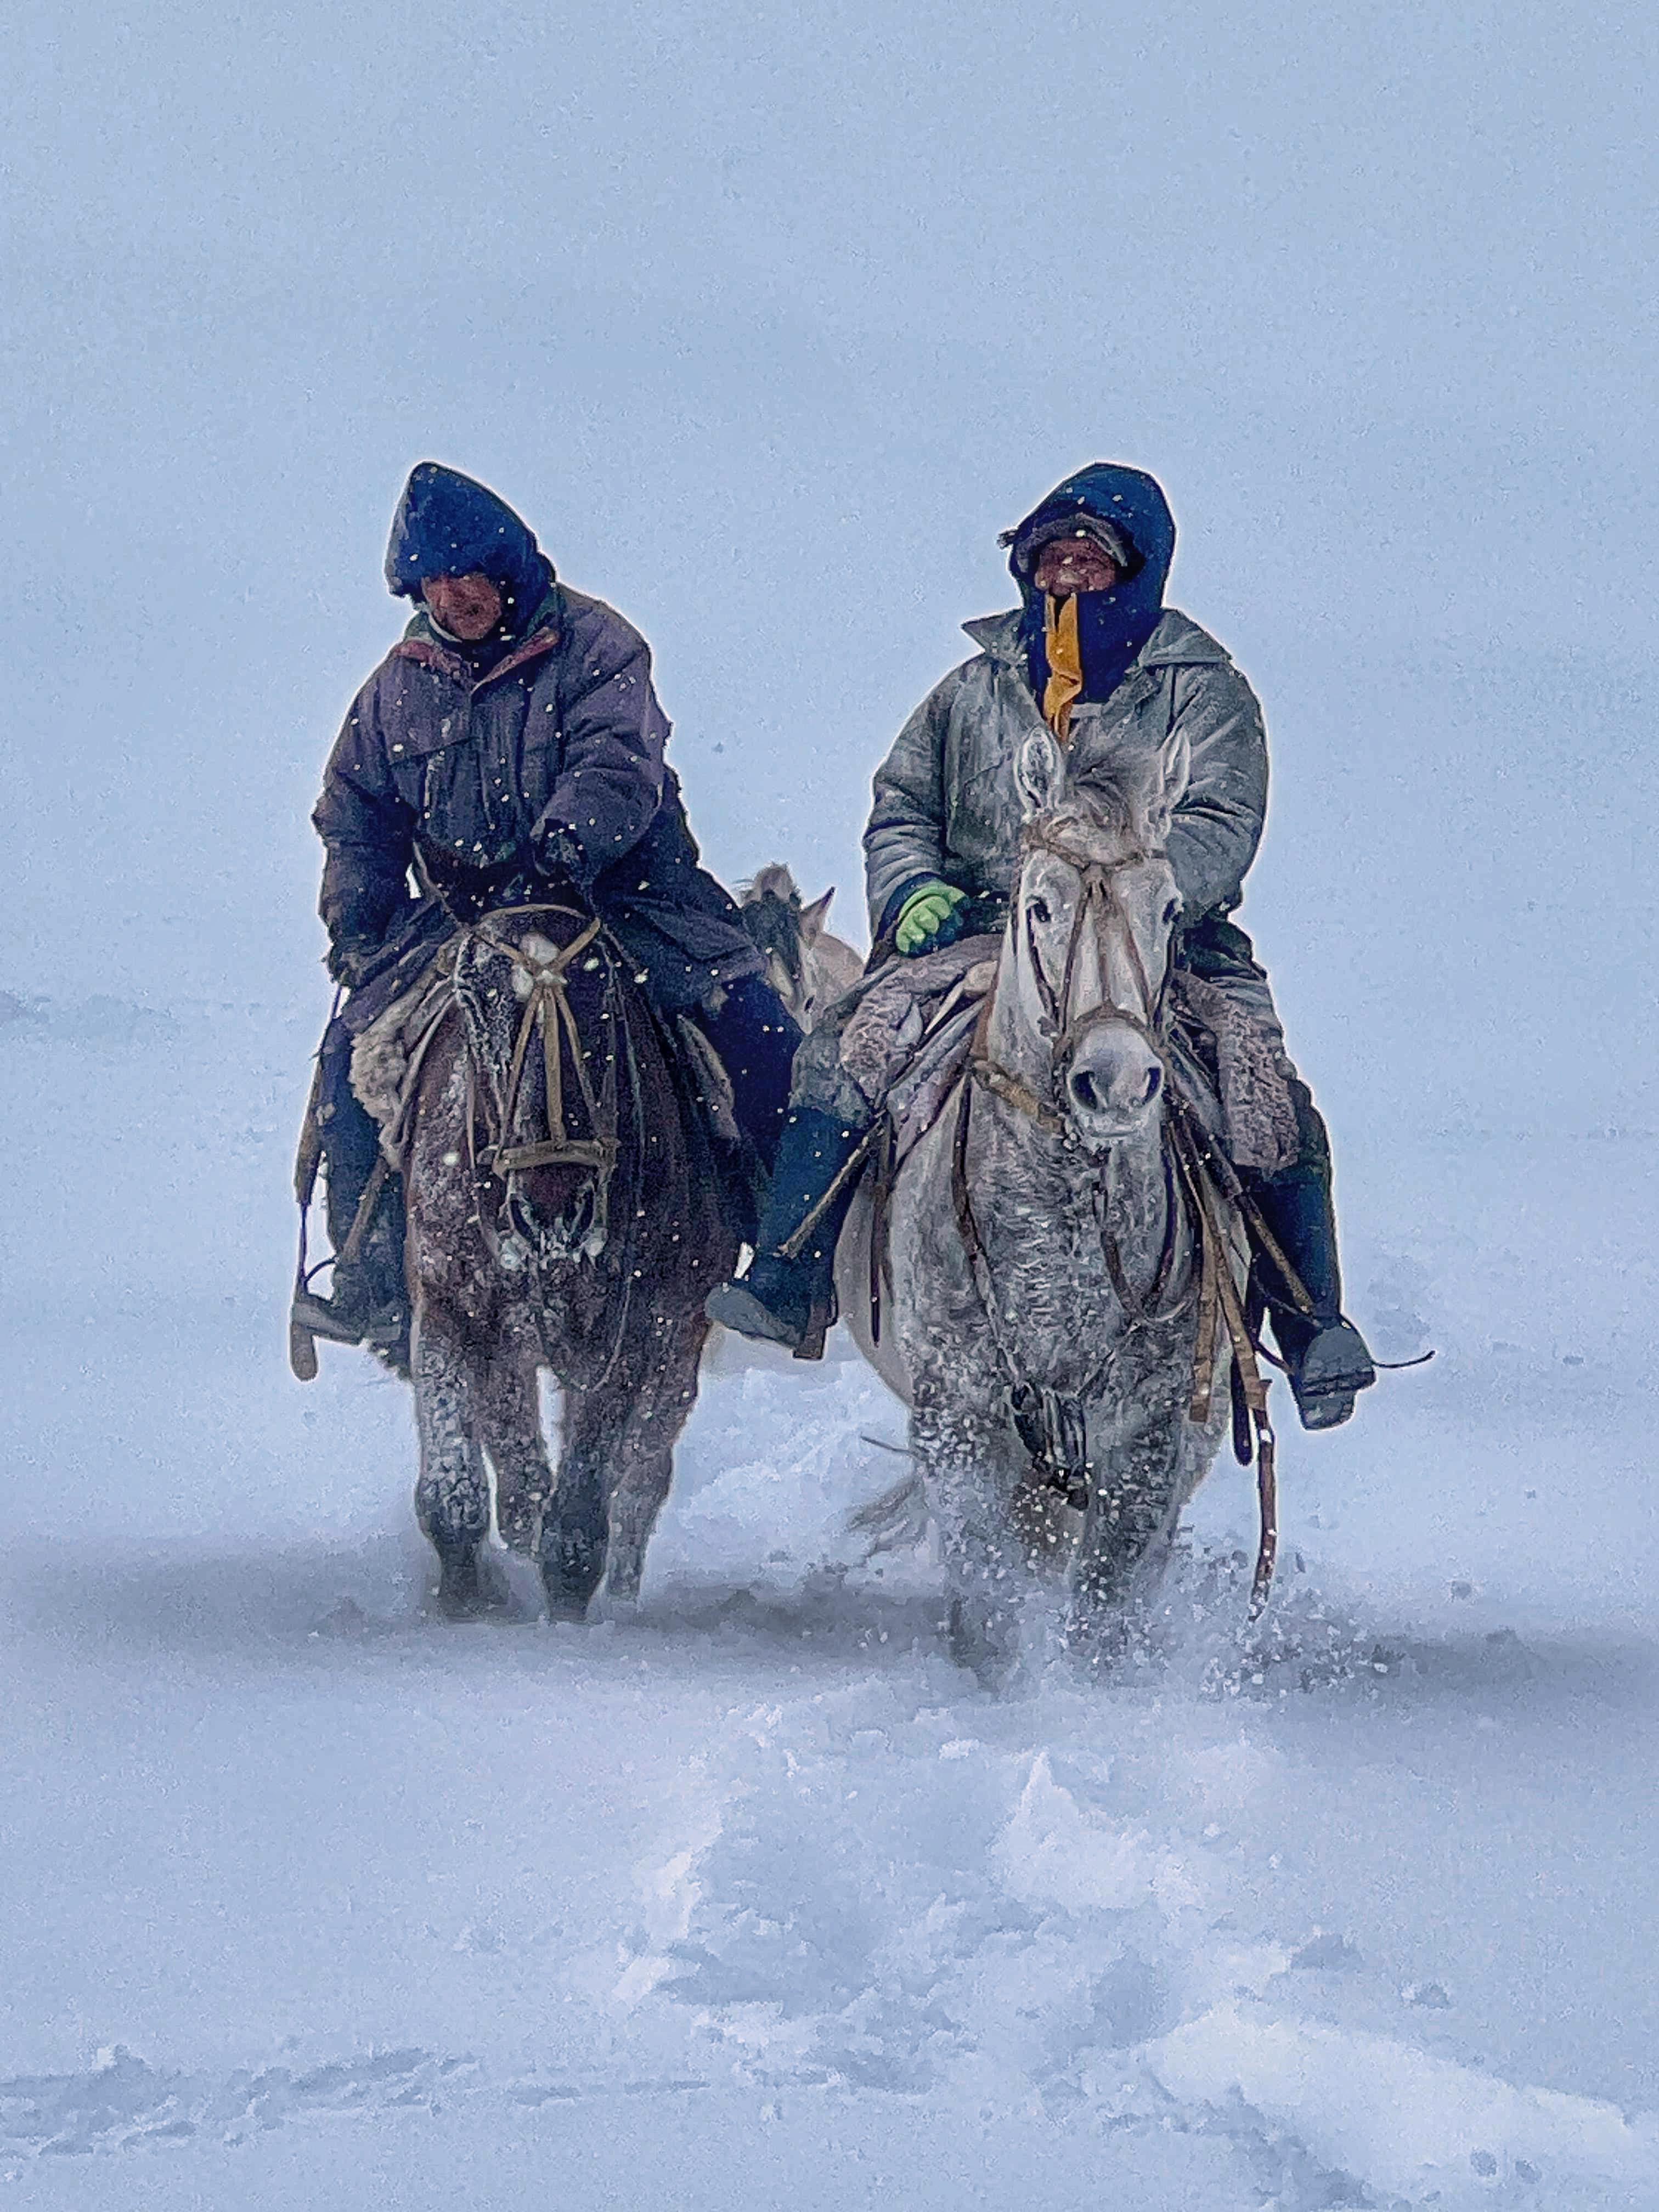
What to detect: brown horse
<box><xmin>403</xmin><ymin>902</ymin><xmax>738</xmax><ymax>1621</ymax></box>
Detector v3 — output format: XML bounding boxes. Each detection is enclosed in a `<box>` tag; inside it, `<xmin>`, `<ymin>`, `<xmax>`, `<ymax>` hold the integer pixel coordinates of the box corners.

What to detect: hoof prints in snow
<box><xmin>0</xmin><ymin>2045</ymin><xmax>482</xmax><ymax>2158</ymax></box>
<box><xmin>0</xmin><ymin>2046</ymin><xmax>724</xmax><ymax>2164</ymax></box>
<box><xmin>621</xmin><ymin>1691</ymin><xmax>1659</xmax><ymax>2210</ymax></box>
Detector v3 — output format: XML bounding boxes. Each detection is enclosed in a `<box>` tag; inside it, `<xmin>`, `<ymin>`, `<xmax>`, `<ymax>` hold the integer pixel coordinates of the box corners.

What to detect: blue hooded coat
<box><xmin>315</xmin><ymin>465</ymin><xmax>763</xmax><ymax>1024</ymax></box>
<box><xmin>1005</xmin><ymin>461</ymin><xmax>1177</xmax><ymax>709</ymax></box>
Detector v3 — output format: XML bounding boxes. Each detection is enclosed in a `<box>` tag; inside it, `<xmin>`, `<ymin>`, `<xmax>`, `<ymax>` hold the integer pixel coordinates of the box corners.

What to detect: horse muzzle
<box><xmin>504</xmin><ymin>1164</ymin><xmax>609</xmax><ymax>1266</ymax></box>
<box><xmin>1060</xmin><ymin>1022</ymin><xmax>1165</xmax><ymax>1148</ymax></box>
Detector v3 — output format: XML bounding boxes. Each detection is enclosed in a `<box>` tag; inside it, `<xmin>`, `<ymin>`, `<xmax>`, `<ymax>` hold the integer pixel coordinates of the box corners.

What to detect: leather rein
<box><xmin>452</xmin><ymin>903</ymin><xmax>644</xmax><ymax>1392</ymax></box>
<box><xmin>952</xmin><ymin>822</ymin><xmax>1282</xmax><ymax>1617</ymax></box>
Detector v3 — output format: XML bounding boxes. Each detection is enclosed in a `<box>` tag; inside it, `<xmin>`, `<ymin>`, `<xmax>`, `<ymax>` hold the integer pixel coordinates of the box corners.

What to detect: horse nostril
<box><xmin>1142</xmin><ymin>1065</ymin><xmax>1163</xmax><ymax>1106</ymax></box>
<box><xmin>1070</xmin><ymin>1068</ymin><xmax>1102</xmax><ymax>1114</ymax></box>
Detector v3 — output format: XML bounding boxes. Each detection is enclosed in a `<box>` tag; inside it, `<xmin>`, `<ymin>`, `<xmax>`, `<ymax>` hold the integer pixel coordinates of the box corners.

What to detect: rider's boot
<box><xmin>291</xmin><ymin>1045</ymin><xmax>410</xmax><ymax>1356</ymax></box>
<box><xmin>704</xmin><ymin>1107</ymin><xmax>866</xmax><ymax>1355</ymax></box>
<box><xmin>1249</xmin><ymin>1167</ymin><xmax>1376</xmax><ymax>1431</ymax></box>
<box><xmin>292</xmin><ymin>1250</ymin><xmax>407</xmax><ymax>1350</ymax></box>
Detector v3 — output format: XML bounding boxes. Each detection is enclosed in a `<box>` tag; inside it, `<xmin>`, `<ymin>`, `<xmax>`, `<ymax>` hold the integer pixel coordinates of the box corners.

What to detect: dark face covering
<box><xmin>384</xmin><ymin>461</ymin><xmax>556</xmax><ymax>667</ymax></box>
<box><xmin>1006</xmin><ymin>462</ymin><xmax>1177</xmax><ymax>715</ymax></box>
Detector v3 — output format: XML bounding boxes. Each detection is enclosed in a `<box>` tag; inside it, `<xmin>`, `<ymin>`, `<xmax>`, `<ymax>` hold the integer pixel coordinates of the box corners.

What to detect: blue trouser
<box><xmin>689</xmin><ymin>972</ymin><xmax>802</xmax><ymax>1169</ymax></box>
<box><xmin>318</xmin><ymin>969</ymin><xmax>801</xmax><ymax>1262</ymax></box>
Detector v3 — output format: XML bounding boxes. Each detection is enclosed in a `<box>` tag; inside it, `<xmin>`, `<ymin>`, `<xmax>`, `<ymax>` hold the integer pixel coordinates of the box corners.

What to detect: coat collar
<box><xmin>962</xmin><ymin>603</ymin><xmax>1231</xmax><ymax>672</ymax></box>
<box><xmin>391</xmin><ymin>587</ymin><xmax>563</xmax><ymax>691</ymax></box>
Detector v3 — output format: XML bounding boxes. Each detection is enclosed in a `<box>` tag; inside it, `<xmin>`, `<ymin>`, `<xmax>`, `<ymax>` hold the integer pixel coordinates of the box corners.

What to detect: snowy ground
<box><xmin>3</xmin><ymin>990</ymin><xmax>1657</xmax><ymax>2210</ymax></box>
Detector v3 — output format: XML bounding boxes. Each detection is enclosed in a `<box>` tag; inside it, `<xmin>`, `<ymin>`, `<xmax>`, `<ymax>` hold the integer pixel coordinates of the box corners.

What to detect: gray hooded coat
<box><xmin>864</xmin><ymin>606</ymin><xmax>1269</xmax><ymax>938</ymax></box>
<box><xmin>787</xmin><ymin>600</ymin><xmax>1306</xmax><ymax>1172</ymax></box>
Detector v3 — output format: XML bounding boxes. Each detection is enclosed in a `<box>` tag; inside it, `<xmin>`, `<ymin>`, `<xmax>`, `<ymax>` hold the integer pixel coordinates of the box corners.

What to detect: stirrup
<box><xmin>1289</xmin><ymin>1319</ymin><xmax>1376</xmax><ymax>1431</ymax></box>
<box><xmin>704</xmin><ymin>1278</ymin><xmax>806</xmax><ymax>1351</ymax></box>
<box><xmin>290</xmin><ymin>1285</ymin><xmax>406</xmax><ymax>1350</ymax></box>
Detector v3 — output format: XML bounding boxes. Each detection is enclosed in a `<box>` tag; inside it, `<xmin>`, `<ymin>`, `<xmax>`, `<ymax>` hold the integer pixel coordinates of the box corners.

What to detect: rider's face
<box><xmin>1032</xmin><ymin>536</ymin><xmax>1121</xmax><ymax>597</ymax></box>
<box><xmin>422</xmin><ymin>571</ymin><xmax>505</xmax><ymax>641</ymax></box>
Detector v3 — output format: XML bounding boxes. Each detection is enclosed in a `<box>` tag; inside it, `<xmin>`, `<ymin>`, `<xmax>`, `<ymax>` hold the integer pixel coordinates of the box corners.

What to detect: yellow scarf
<box><xmin>1042</xmin><ymin>593</ymin><xmax>1082</xmax><ymax>744</ymax></box>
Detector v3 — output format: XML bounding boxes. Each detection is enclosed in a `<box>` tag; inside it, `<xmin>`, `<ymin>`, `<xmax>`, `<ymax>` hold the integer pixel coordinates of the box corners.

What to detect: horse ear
<box><xmin>799</xmin><ymin>888</ymin><xmax>834</xmax><ymax>941</ymax></box>
<box><xmin>1015</xmin><ymin>731</ymin><xmax>1068</xmax><ymax>820</ymax></box>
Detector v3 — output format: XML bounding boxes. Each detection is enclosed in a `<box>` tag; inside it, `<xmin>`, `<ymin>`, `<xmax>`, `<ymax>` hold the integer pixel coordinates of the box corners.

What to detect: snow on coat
<box><xmin>313</xmin><ymin>584</ymin><xmax>762</xmax><ymax>1015</ymax></box>
<box><xmin>864</xmin><ymin>605</ymin><xmax>1269</xmax><ymax>939</ymax></box>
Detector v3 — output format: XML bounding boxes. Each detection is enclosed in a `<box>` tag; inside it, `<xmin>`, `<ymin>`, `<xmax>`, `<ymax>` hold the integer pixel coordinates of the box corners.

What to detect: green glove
<box><xmin>894</xmin><ymin>880</ymin><xmax>968</xmax><ymax>957</ymax></box>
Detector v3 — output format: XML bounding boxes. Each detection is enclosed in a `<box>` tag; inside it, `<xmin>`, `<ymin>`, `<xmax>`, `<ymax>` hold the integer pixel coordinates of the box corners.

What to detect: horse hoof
<box><xmin>432</xmin><ymin>1539</ymin><xmax>510</xmax><ymax>1622</ymax></box>
<box><xmin>540</xmin><ymin>1575</ymin><xmax>593</xmax><ymax>1624</ymax></box>
<box><xmin>946</xmin><ymin>1596</ymin><xmax>1020</xmax><ymax>1690</ymax></box>
<box><xmin>538</xmin><ymin>1528</ymin><xmax>605</xmax><ymax>1623</ymax></box>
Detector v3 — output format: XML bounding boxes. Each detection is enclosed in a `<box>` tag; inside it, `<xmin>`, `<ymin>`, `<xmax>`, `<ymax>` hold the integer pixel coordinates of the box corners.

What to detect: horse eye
<box><xmin>1028</xmin><ymin>895</ymin><xmax>1052</xmax><ymax>926</ymax></box>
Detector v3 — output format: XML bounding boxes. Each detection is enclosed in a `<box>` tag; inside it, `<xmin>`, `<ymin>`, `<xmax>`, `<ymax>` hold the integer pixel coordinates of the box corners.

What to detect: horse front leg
<box><xmin>413</xmin><ymin>1294</ymin><xmax>495</xmax><ymax>1620</ymax></box>
<box><xmin>539</xmin><ymin>1385</ymin><xmax>627</xmax><ymax>1622</ymax></box>
<box><xmin>910</xmin><ymin>1370</ymin><xmax>1029</xmax><ymax>1687</ymax></box>
<box><xmin>602</xmin><ymin>1311</ymin><xmax>708</xmax><ymax>1609</ymax></box>
<box><xmin>482</xmin><ymin>1329</ymin><xmax>555</xmax><ymax>1560</ymax></box>
<box><xmin>1069</xmin><ymin>1384</ymin><xmax>1189</xmax><ymax>1657</ymax></box>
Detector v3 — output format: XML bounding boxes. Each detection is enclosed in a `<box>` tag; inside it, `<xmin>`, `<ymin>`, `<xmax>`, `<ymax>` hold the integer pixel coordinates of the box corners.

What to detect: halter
<box><xmin>975</xmin><ymin>819</ymin><xmax>1171</xmax><ymax>1137</ymax></box>
<box><xmin>462</xmin><ymin>907</ymin><xmax>617</xmax><ymax>1180</ymax></box>
<box><xmin>953</xmin><ymin>813</ymin><xmax>1282</xmax><ymax>1617</ymax></box>
<box><xmin>453</xmin><ymin>902</ymin><xmax>628</xmax><ymax>1277</ymax></box>
<box><xmin>961</xmin><ymin>823</ymin><xmax>1187</xmax><ymax>1333</ymax></box>
<box><xmin>451</xmin><ymin>901</ymin><xmax>647</xmax><ymax>1395</ymax></box>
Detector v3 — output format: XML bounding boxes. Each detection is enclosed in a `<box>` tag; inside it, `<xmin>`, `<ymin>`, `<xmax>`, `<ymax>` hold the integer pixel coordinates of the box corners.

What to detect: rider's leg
<box><xmin>1178</xmin><ymin>915</ymin><xmax>1374</xmax><ymax>1430</ymax></box>
<box><xmin>1245</xmin><ymin>1082</ymin><xmax>1375</xmax><ymax>1431</ymax></box>
<box><xmin>293</xmin><ymin>1017</ymin><xmax>408</xmax><ymax>1347</ymax></box>
<box><xmin>704</xmin><ymin>1005</ymin><xmax>870</xmax><ymax>1352</ymax></box>
<box><xmin>687</xmin><ymin>971</ymin><xmax>803</xmax><ymax>1171</ymax></box>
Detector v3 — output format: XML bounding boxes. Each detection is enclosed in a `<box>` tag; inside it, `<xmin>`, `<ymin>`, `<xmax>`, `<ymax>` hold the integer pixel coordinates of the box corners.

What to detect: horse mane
<box><xmin>744</xmin><ymin>861</ymin><xmax>801</xmax><ymax>907</ymax></box>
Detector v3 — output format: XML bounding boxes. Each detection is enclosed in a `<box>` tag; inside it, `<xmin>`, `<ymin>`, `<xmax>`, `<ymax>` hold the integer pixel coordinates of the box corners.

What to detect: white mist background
<box><xmin>5</xmin><ymin>0</ymin><xmax>1655</xmax><ymax>1148</ymax></box>
<box><xmin>6</xmin><ymin>12</ymin><xmax>1659</xmax><ymax>2206</ymax></box>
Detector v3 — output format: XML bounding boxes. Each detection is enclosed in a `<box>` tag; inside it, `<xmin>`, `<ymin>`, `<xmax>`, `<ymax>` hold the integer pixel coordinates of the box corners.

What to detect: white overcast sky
<box><xmin>4</xmin><ymin>0</ymin><xmax>1654</xmax><ymax>1130</ymax></box>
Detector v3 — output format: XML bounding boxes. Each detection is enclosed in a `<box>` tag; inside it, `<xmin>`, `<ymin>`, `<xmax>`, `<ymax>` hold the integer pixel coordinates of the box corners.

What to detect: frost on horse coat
<box><xmin>842</xmin><ymin>732</ymin><xmax>1242</xmax><ymax>1682</ymax></box>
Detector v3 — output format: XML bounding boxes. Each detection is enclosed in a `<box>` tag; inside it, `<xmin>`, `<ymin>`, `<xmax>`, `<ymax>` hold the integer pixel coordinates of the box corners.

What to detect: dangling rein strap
<box><xmin>1166</xmin><ymin>1110</ymin><xmax>1278</xmax><ymax>1618</ymax></box>
<box><xmin>466</xmin><ymin>912</ymin><xmax>618</xmax><ymax>1176</ymax></box>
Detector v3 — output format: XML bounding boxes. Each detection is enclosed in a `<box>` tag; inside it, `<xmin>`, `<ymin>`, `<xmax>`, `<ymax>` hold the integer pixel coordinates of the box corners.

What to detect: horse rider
<box><xmin>708</xmin><ymin>461</ymin><xmax>1376</xmax><ymax>1431</ymax></box>
<box><xmin>294</xmin><ymin>461</ymin><xmax>802</xmax><ymax>1354</ymax></box>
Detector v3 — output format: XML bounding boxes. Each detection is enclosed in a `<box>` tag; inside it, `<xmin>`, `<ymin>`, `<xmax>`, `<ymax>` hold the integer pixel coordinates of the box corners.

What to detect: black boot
<box><xmin>1249</xmin><ymin>1169</ymin><xmax>1376</xmax><ymax>1431</ymax></box>
<box><xmin>704</xmin><ymin>1107</ymin><xmax>867</xmax><ymax>1355</ymax></box>
<box><xmin>291</xmin><ymin>1020</ymin><xmax>410</xmax><ymax>1360</ymax></box>
<box><xmin>292</xmin><ymin>1255</ymin><xmax>407</xmax><ymax>1350</ymax></box>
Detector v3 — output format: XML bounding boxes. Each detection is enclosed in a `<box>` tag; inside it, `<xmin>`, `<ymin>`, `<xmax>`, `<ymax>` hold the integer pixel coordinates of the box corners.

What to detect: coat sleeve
<box><xmin>864</xmin><ymin>672</ymin><xmax>958</xmax><ymax>938</ymax></box>
<box><xmin>312</xmin><ymin>679</ymin><xmax>416</xmax><ymax>945</ymax></box>
<box><xmin>1164</xmin><ymin>661</ymin><xmax>1269</xmax><ymax>919</ymax></box>
<box><xmin>535</xmin><ymin>618</ymin><xmax>669</xmax><ymax>888</ymax></box>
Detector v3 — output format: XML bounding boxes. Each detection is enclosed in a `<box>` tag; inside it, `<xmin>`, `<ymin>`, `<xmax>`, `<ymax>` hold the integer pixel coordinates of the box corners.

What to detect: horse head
<box><xmin>990</xmin><ymin>724</ymin><xmax>1190</xmax><ymax>1154</ymax></box>
<box><xmin>740</xmin><ymin>863</ymin><xmax>843</xmax><ymax>1028</ymax></box>
<box><xmin>452</xmin><ymin>904</ymin><xmax>626</xmax><ymax>1266</ymax></box>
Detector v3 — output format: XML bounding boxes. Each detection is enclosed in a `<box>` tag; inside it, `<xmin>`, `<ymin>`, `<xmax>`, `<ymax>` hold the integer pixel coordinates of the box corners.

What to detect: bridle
<box><xmin>971</xmin><ymin>820</ymin><xmax>1172</xmax><ymax>1145</ymax></box>
<box><xmin>953</xmin><ymin>817</ymin><xmax>1283</xmax><ymax>1617</ymax></box>
<box><xmin>452</xmin><ymin>902</ymin><xmax>645</xmax><ymax>1391</ymax></box>
<box><xmin>967</xmin><ymin>820</ymin><xmax>1188</xmax><ymax>1330</ymax></box>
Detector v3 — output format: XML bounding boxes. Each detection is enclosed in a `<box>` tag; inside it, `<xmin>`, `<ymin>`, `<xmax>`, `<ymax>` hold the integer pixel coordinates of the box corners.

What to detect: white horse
<box><xmin>838</xmin><ymin>728</ymin><xmax>1255</xmax><ymax>1681</ymax></box>
<box><xmin>739</xmin><ymin>864</ymin><xmax>864</xmax><ymax>1030</ymax></box>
